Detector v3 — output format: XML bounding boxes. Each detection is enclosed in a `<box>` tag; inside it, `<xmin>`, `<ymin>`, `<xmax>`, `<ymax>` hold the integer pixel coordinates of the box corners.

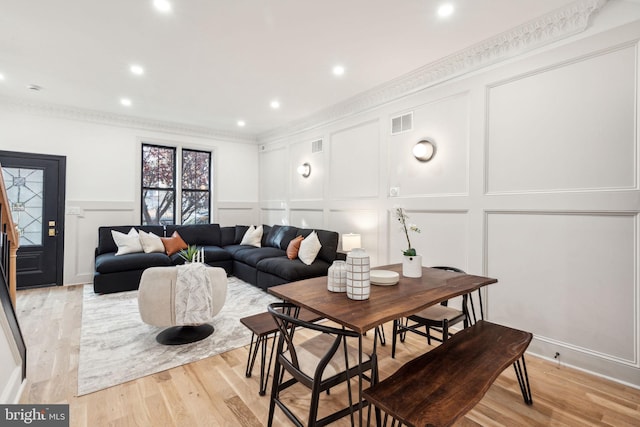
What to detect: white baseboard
<box><xmin>0</xmin><ymin>366</ymin><xmax>24</xmax><ymax>404</ymax></box>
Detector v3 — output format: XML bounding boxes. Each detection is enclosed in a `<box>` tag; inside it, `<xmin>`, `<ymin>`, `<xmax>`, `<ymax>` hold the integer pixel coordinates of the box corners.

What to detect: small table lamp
<box><xmin>342</xmin><ymin>233</ymin><xmax>362</xmax><ymax>252</ymax></box>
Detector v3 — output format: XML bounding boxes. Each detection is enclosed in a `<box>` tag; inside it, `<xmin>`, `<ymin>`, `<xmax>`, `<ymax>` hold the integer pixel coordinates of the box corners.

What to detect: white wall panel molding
<box><xmin>534</xmin><ymin>333</ymin><xmax>638</xmax><ymax>368</ymax></box>
<box><xmin>251</xmin><ymin>12</ymin><xmax>640</xmax><ymax>387</ymax></box>
<box><xmin>260</xmin><ymin>208</ymin><xmax>288</xmax><ymax>226</ymax></box>
<box><xmin>64</xmin><ymin>201</ymin><xmax>136</xmax><ymax>285</ymax></box>
<box><xmin>527</xmin><ymin>338</ymin><xmax>640</xmax><ymax>389</ymax></box>
<box><xmin>483</xmin><ymin>187</ymin><xmax>640</xmax><ymax>197</ymax></box>
<box><xmin>290</xmin><ymin>209</ymin><xmax>325</xmax><ymax>229</ymax></box>
<box><xmin>289</xmin><ymin>208</ymin><xmax>324</xmax><ymax>213</ymax></box>
<box><xmin>288</xmin><ymin>200</ymin><xmax>326</xmax><ymax>210</ymax></box>
<box><xmin>216</xmin><ymin>203</ymin><xmax>258</xmax><ymax>226</ymax></box>
<box><xmin>328</xmin><ymin>208</ymin><xmax>380</xmax><ymax>230</ymax></box>
<box><xmin>258</xmin><ymin>0</ymin><xmax>608</xmax><ymax>143</ymax></box>
<box><xmin>329</xmin><ymin>120</ymin><xmax>380</xmax><ymax>200</ymax></box>
<box><xmin>486</xmin><ymin>39</ymin><xmax>638</xmax><ymax>91</ymax></box>
<box><xmin>289</xmin><ymin>204</ymin><xmax>326</xmax><ymax>229</ymax></box>
<box><xmin>290</xmin><ymin>138</ymin><xmax>324</xmax><ymax>202</ymax></box>
<box><xmin>385</xmin><ymin>194</ymin><xmax>470</xmax><ymax>209</ymax></box>
<box><xmin>328</xmin><ymin>209</ymin><xmax>380</xmax><ymax>263</ymax></box>
<box><xmin>388</xmin><ymin>92</ymin><xmax>471</xmax><ymax>198</ymax></box>
<box><xmin>259</xmin><ymin>147</ymin><xmax>289</xmax><ymax>202</ymax></box>
<box><xmin>485</xmin><ymin>210</ymin><xmax>638</xmax><ymax>375</ymax></box>
<box><xmin>390</xmin><ymin>192</ymin><xmax>470</xmax><ymax>200</ymax></box>
<box><xmin>394</xmin><ymin>208</ymin><xmax>470</xmax><ymax>214</ymax></box>
<box><xmin>480</xmin><ymin>192</ymin><xmax>640</xmax><ymax>217</ymax></box>
<box><xmin>485</xmin><ymin>42</ymin><xmax>637</xmax><ymax>194</ymax></box>
<box><xmin>0</xmin><ymin>96</ymin><xmax>256</xmax><ymax>144</ymax></box>
<box><xmin>216</xmin><ymin>202</ymin><xmax>258</xmax><ymax>208</ymax></box>
<box><xmin>387</xmin><ymin>209</ymin><xmax>470</xmax><ymax>270</ymax></box>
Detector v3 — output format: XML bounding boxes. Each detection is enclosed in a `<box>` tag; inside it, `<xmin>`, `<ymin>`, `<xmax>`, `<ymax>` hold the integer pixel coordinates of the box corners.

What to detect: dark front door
<box><xmin>0</xmin><ymin>151</ymin><xmax>66</xmax><ymax>288</ymax></box>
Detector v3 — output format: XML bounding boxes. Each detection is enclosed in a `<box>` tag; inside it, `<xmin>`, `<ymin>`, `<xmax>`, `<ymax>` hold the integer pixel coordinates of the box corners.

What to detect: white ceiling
<box><xmin>1</xmin><ymin>0</ymin><xmax>589</xmax><ymax>137</ymax></box>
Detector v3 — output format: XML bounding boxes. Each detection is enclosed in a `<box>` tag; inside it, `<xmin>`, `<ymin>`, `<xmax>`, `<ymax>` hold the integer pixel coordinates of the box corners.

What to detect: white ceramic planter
<box><xmin>402</xmin><ymin>254</ymin><xmax>423</xmax><ymax>278</ymax></box>
<box><xmin>327</xmin><ymin>260</ymin><xmax>347</xmax><ymax>292</ymax></box>
<box><xmin>346</xmin><ymin>248</ymin><xmax>370</xmax><ymax>300</ymax></box>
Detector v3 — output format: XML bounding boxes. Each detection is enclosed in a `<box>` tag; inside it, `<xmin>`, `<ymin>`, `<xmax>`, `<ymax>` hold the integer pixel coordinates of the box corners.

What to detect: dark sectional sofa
<box><xmin>94</xmin><ymin>223</ymin><xmax>341</xmax><ymax>294</ymax></box>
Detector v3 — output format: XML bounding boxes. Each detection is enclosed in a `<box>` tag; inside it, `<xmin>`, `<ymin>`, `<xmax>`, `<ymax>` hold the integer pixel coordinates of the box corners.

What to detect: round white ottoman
<box><xmin>138</xmin><ymin>265</ymin><xmax>228</xmax><ymax>345</ymax></box>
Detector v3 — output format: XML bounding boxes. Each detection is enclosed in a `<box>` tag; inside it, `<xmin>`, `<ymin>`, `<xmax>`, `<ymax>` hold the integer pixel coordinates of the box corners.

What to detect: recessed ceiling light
<box><xmin>333</xmin><ymin>65</ymin><xmax>345</xmax><ymax>76</ymax></box>
<box><xmin>130</xmin><ymin>64</ymin><xmax>144</xmax><ymax>76</ymax></box>
<box><xmin>120</xmin><ymin>98</ymin><xmax>132</xmax><ymax>106</ymax></box>
<box><xmin>153</xmin><ymin>0</ymin><xmax>172</xmax><ymax>13</ymax></box>
<box><xmin>270</xmin><ymin>100</ymin><xmax>280</xmax><ymax>109</ymax></box>
<box><xmin>237</xmin><ymin>120</ymin><xmax>246</xmax><ymax>127</ymax></box>
<box><xmin>438</xmin><ymin>3</ymin><xmax>455</xmax><ymax>18</ymax></box>
<box><xmin>0</xmin><ymin>73</ymin><xmax>5</xmax><ymax>81</ymax></box>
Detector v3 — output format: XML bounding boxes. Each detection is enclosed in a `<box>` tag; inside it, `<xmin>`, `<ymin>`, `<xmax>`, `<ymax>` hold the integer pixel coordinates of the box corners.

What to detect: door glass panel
<box><xmin>2</xmin><ymin>167</ymin><xmax>44</xmax><ymax>246</ymax></box>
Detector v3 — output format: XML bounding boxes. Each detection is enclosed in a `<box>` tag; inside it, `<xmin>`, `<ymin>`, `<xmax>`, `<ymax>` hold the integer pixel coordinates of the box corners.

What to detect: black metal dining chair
<box><xmin>267</xmin><ymin>302</ymin><xmax>377</xmax><ymax>427</ymax></box>
<box><xmin>391</xmin><ymin>266</ymin><xmax>480</xmax><ymax>358</ymax></box>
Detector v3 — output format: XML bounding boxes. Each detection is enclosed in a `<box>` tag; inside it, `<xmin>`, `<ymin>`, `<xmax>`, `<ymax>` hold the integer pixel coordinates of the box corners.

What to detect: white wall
<box><xmin>0</xmin><ymin>310</ymin><xmax>23</xmax><ymax>403</ymax></box>
<box><xmin>0</xmin><ymin>108</ymin><xmax>261</xmax><ymax>285</ymax></box>
<box><xmin>0</xmin><ymin>0</ymin><xmax>638</xmax><ymax>399</ymax></box>
<box><xmin>257</xmin><ymin>19</ymin><xmax>640</xmax><ymax>387</ymax></box>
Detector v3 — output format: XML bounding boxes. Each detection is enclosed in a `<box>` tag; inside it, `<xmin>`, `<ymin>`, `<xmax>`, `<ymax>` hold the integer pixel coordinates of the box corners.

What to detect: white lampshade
<box><xmin>342</xmin><ymin>233</ymin><xmax>361</xmax><ymax>252</ymax></box>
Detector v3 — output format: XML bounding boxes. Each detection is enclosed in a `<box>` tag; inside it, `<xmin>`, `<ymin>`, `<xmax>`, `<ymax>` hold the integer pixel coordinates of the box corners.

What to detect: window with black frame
<box><xmin>181</xmin><ymin>149</ymin><xmax>211</xmax><ymax>225</ymax></box>
<box><xmin>141</xmin><ymin>143</ymin><xmax>211</xmax><ymax>225</ymax></box>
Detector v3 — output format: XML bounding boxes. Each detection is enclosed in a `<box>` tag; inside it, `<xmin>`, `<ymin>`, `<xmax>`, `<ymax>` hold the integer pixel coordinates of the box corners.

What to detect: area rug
<box><xmin>77</xmin><ymin>276</ymin><xmax>280</xmax><ymax>396</ymax></box>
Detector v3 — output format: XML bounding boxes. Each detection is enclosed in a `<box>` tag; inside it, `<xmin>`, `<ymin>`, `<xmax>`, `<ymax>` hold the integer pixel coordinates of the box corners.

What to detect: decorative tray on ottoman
<box><xmin>370</xmin><ymin>270</ymin><xmax>399</xmax><ymax>286</ymax></box>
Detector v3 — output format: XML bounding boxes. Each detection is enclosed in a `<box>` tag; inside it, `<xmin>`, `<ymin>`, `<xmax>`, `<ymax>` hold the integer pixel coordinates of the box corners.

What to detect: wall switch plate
<box><xmin>390</xmin><ymin>187</ymin><xmax>400</xmax><ymax>197</ymax></box>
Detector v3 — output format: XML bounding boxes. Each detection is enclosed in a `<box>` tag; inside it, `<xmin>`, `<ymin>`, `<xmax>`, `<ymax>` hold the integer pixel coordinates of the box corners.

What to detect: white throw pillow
<box><xmin>240</xmin><ymin>225</ymin><xmax>263</xmax><ymax>247</ymax></box>
<box><xmin>138</xmin><ymin>230</ymin><xmax>165</xmax><ymax>253</ymax></box>
<box><xmin>111</xmin><ymin>228</ymin><xmax>143</xmax><ymax>255</ymax></box>
<box><xmin>298</xmin><ymin>231</ymin><xmax>322</xmax><ymax>265</ymax></box>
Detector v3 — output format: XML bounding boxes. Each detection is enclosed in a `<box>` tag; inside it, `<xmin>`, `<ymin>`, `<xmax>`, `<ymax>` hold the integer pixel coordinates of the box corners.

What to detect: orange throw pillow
<box><xmin>161</xmin><ymin>231</ymin><xmax>188</xmax><ymax>256</ymax></box>
<box><xmin>286</xmin><ymin>235</ymin><xmax>304</xmax><ymax>260</ymax></box>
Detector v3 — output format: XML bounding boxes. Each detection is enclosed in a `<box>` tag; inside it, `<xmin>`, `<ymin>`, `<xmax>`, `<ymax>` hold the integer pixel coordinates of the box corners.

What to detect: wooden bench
<box><xmin>363</xmin><ymin>320</ymin><xmax>533</xmax><ymax>427</ymax></box>
<box><xmin>240</xmin><ymin>308</ymin><xmax>323</xmax><ymax>395</ymax></box>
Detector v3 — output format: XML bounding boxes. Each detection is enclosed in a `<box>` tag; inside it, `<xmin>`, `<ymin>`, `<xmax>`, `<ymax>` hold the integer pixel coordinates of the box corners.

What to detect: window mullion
<box><xmin>176</xmin><ymin>146</ymin><xmax>183</xmax><ymax>224</ymax></box>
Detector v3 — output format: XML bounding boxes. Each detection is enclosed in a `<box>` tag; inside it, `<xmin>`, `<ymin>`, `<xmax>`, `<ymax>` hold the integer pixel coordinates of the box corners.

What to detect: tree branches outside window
<box><xmin>181</xmin><ymin>149</ymin><xmax>210</xmax><ymax>225</ymax></box>
<box><xmin>141</xmin><ymin>144</ymin><xmax>211</xmax><ymax>225</ymax></box>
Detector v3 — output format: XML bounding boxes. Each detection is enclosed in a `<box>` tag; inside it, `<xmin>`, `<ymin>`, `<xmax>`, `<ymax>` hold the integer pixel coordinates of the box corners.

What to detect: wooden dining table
<box><xmin>268</xmin><ymin>263</ymin><xmax>498</xmax><ymax>425</ymax></box>
<box><xmin>269</xmin><ymin>264</ymin><xmax>497</xmax><ymax>333</ymax></box>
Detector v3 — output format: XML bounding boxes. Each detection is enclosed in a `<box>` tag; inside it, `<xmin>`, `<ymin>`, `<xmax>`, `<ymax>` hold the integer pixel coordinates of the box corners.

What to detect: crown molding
<box><xmin>258</xmin><ymin>0</ymin><xmax>608</xmax><ymax>143</ymax></box>
<box><xmin>0</xmin><ymin>96</ymin><xmax>258</xmax><ymax>144</ymax></box>
<box><xmin>0</xmin><ymin>0</ymin><xmax>608</xmax><ymax>146</ymax></box>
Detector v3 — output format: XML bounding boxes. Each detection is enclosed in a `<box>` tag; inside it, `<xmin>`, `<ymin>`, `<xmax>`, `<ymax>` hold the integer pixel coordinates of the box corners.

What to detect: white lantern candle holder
<box><xmin>346</xmin><ymin>248</ymin><xmax>370</xmax><ymax>300</ymax></box>
<box><xmin>327</xmin><ymin>260</ymin><xmax>347</xmax><ymax>292</ymax></box>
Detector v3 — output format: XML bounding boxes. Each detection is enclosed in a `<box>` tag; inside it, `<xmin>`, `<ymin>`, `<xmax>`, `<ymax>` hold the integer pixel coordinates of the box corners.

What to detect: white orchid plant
<box><xmin>395</xmin><ymin>207</ymin><xmax>421</xmax><ymax>256</ymax></box>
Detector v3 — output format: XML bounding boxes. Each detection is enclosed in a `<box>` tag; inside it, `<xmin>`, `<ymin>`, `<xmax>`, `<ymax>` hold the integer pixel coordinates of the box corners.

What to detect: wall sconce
<box><xmin>342</xmin><ymin>233</ymin><xmax>361</xmax><ymax>252</ymax></box>
<box><xmin>297</xmin><ymin>162</ymin><xmax>311</xmax><ymax>178</ymax></box>
<box><xmin>413</xmin><ymin>139</ymin><xmax>436</xmax><ymax>162</ymax></box>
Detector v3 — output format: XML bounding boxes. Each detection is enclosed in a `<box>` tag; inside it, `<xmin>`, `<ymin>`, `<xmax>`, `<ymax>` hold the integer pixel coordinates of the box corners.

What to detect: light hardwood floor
<box><xmin>15</xmin><ymin>284</ymin><xmax>640</xmax><ymax>426</ymax></box>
